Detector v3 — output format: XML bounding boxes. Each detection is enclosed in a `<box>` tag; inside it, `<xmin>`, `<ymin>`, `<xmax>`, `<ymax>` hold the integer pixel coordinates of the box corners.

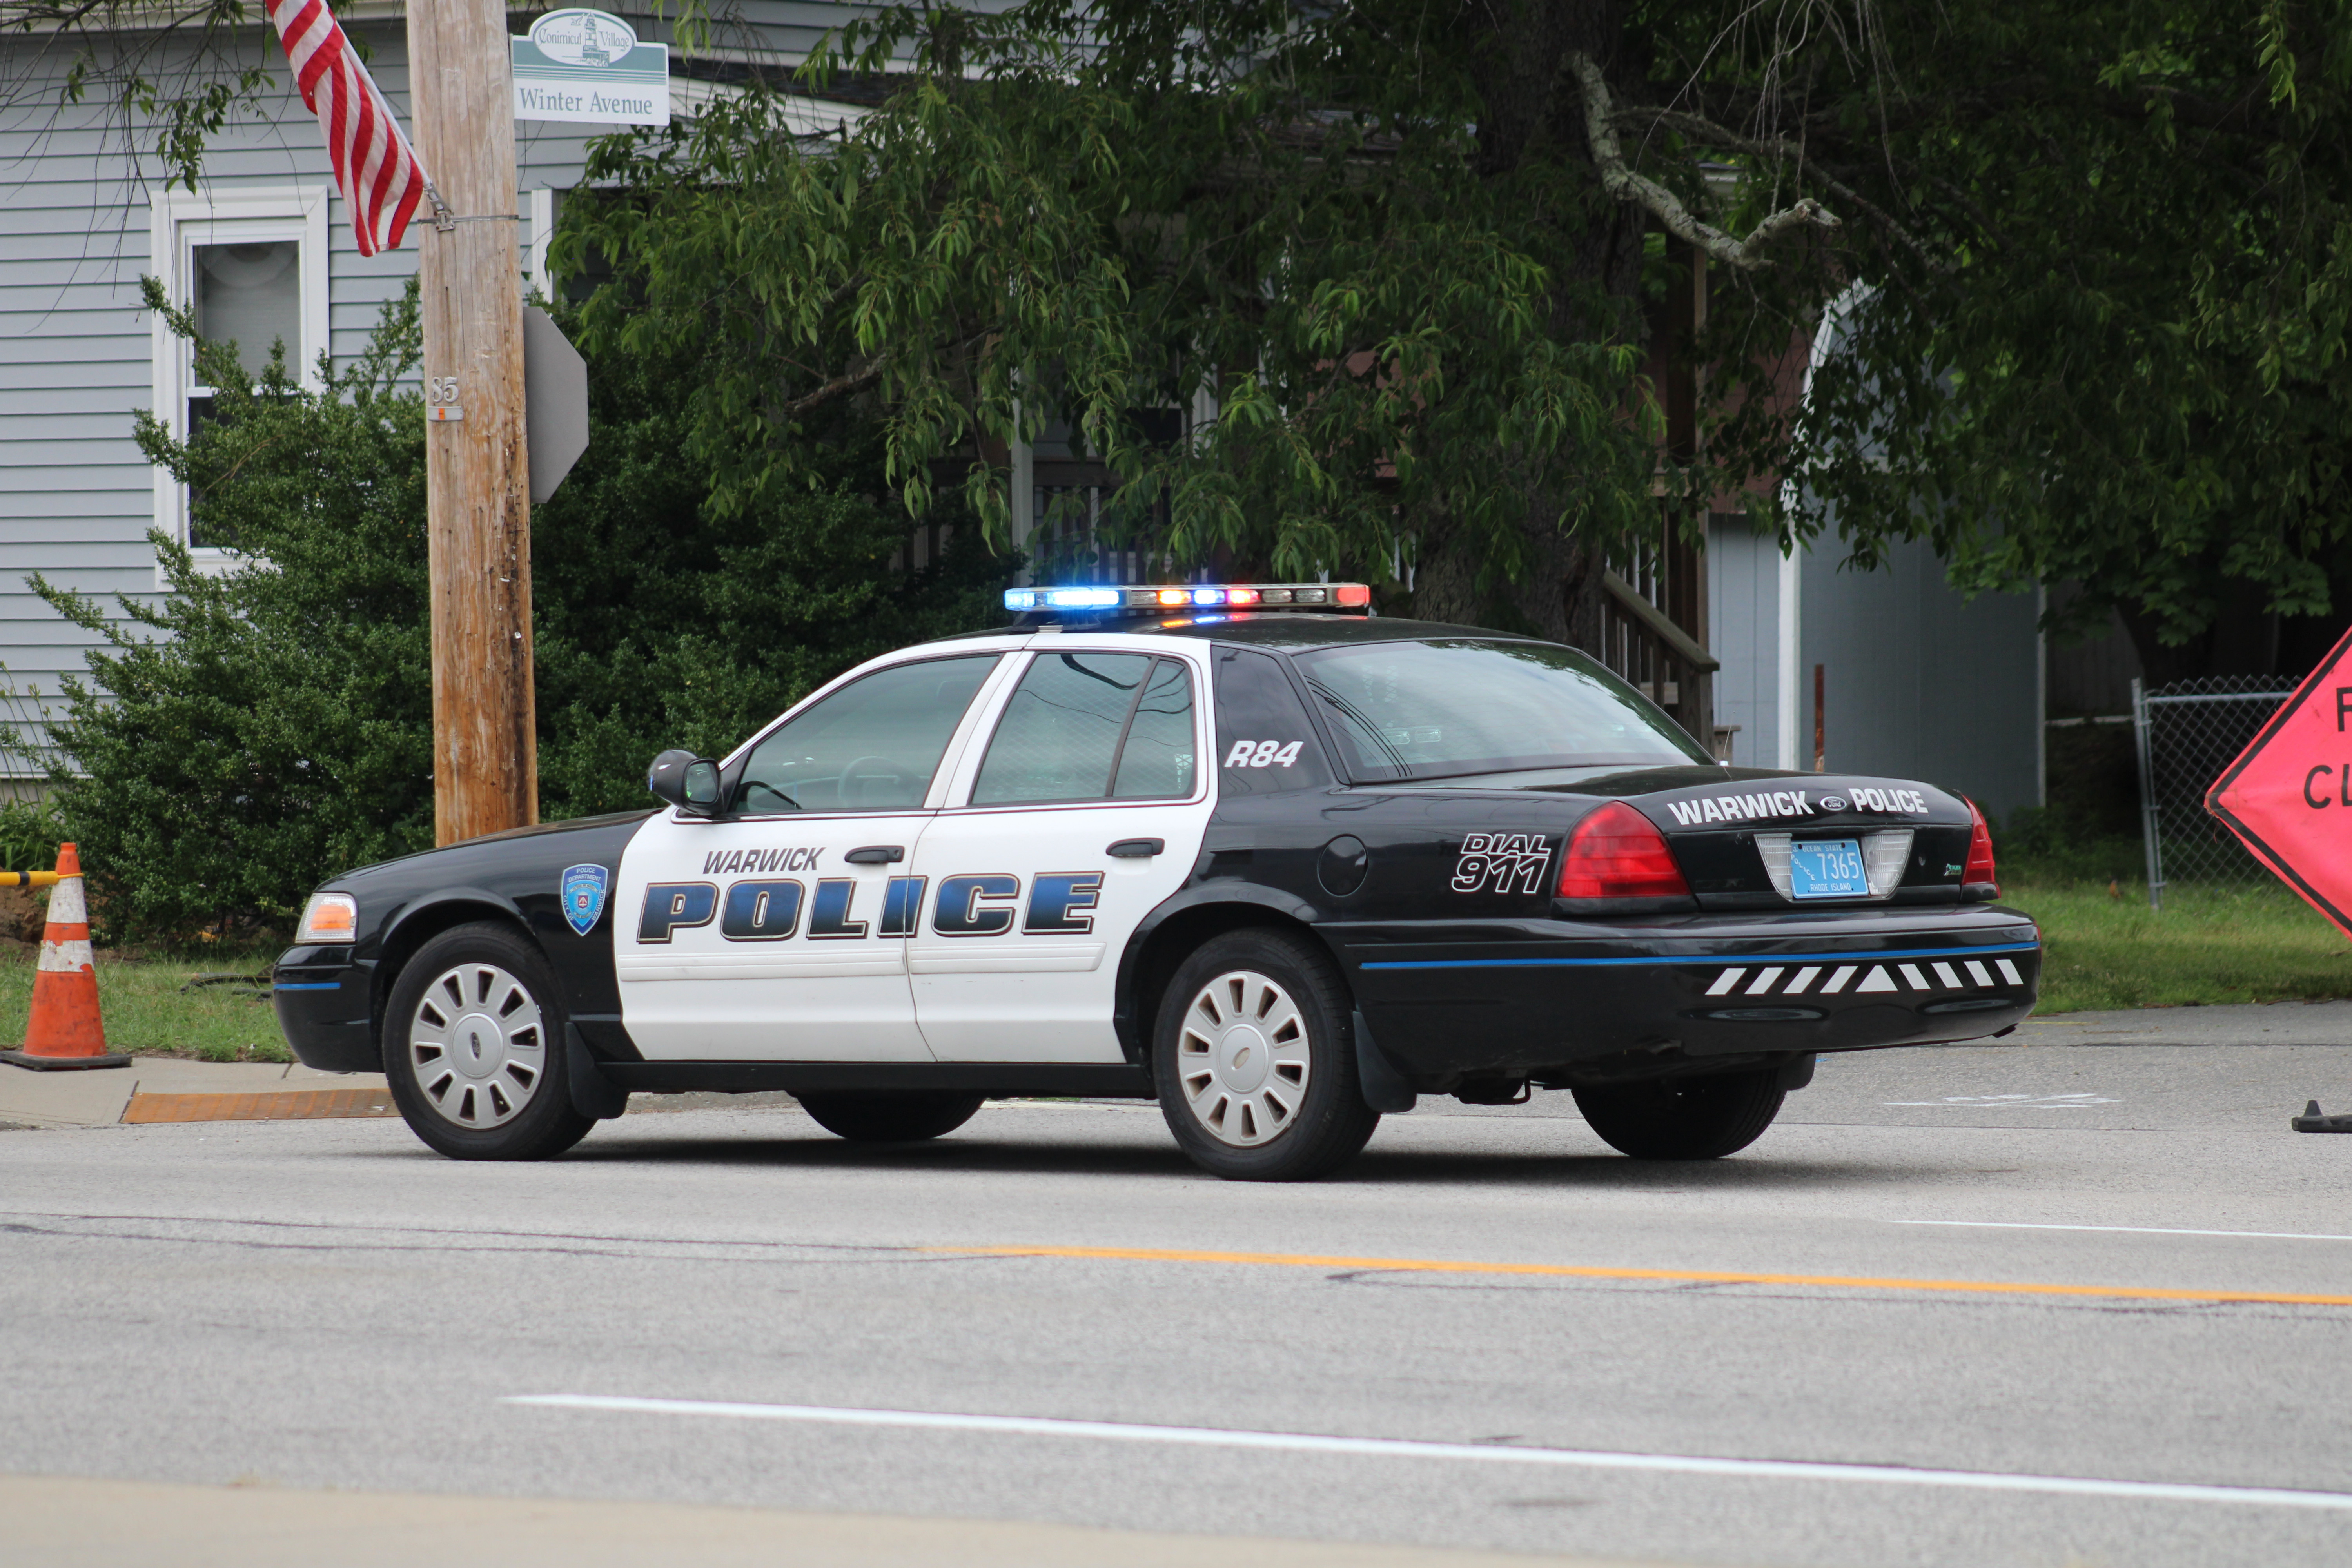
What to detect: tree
<box><xmin>567</xmin><ymin>1</ymin><xmax>2352</xmax><ymax>677</ymax></box>
<box><xmin>23</xmin><ymin>281</ymin><xmax>1011</xmax><ymax>937</ymax></box>
<box><xmin>1697</xmin><ymin>0</ymin><xmax>2352</xmax><ymax>682</ymax></box>
<box><xmin>29</xmin><ymin>280</ymin><xmax>436</xmax><ymax>936</ymax></box>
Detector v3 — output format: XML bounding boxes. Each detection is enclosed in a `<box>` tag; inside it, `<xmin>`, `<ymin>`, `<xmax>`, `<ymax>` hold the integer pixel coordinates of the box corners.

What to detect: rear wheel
<box><xmin>383</xmin><ymin>922</ymin><xmax>596</xmax><ymax>1161</ymax></box>
<box><xmin>799</xmin><ymin>1092</ymin><xmax>984</xmax><ymax>1142</ymax></box>
<box><xmin>1152</xmin><ymin>927</ymin><xmax>1379</xmax><ymax>1181</ymax></box>
<box><xmin>1571</xmin><ymin>1069</ymin><xmax>1785</xmax><ymax>1160</ymax></box>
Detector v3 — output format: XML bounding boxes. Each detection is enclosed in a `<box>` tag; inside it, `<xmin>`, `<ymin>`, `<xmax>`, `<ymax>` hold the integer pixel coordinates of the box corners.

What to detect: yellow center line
<box><xmin>921</xmin><ymin>1244</ymin><xmax>2352</xmax><ymax>1308</ymax></box>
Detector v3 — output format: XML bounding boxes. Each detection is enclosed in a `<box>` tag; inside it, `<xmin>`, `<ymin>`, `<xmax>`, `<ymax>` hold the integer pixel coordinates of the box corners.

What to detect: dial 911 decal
<box><xmin>1452</xmin><ymin>833</ymin><xmax>1552</xmax><ymax>895</ymax></box>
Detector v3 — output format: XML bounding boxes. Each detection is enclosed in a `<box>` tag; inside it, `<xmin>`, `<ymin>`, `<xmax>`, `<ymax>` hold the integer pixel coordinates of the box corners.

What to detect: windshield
<box><xmin>1293</xmin><ymin>639</ymin><xmax>1712</xmax><ymax>782</ymax></box>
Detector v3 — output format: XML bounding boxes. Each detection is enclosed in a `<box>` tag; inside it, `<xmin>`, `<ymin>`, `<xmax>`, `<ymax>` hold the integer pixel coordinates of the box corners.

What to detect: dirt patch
<box><xmin>0</xmin><ymin>886</ymin><xmax>46</xmax><ymax>944</ymax></box>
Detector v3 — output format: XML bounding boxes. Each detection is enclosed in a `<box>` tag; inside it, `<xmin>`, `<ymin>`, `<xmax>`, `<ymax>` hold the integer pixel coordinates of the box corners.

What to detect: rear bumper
<box><xmin>1332</xmin><ymin>906</ymin><xmax>2040</xmax><ymax>1086</ymax></box>
<box><xmin>270</xmin><ymin>947</ymin><xmax>378</xmax><ymax>1073</ymax></box>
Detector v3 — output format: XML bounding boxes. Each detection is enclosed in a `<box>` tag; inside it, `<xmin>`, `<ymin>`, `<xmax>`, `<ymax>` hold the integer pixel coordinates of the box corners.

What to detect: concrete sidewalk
<box><xmin>2</xmin><ymin>1475</ymin><xmax>1654</xmax><ymax>1568</ymax></box>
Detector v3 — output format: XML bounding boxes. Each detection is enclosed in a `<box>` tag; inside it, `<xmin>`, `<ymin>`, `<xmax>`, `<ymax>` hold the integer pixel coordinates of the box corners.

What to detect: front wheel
<box><xmin>1152</xmin><ymin>927</ymin><xmax>1379</xmax><ymax>1181</ymax></box>
<box><xmin>799</xmin><ymin>1091</ymin><xmax>985</xmax><ymax>1142</ymax></box>
<box><xmin>383</xmin><ymin>922</ymin><xmax>597</xmax><ymax>1161</ymax></box>
<box><xmin>1571</xmin><ymin>1069</ymin><xmax>1785</xmax><ymax>1160</ymax></box>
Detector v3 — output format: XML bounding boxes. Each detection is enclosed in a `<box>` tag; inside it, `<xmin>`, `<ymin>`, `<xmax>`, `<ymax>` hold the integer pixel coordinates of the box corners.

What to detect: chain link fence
<box><xmin>2132</xmin><ymin>675</ymin><xmax>2295</xmax><ymax>906</ymax></box>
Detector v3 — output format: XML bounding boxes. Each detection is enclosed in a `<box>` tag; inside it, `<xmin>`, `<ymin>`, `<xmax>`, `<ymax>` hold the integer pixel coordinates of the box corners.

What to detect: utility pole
<box><xmin>408</xmin><ymin>0</ymin><xmax>536</xmax><ymax>844</ymax></box>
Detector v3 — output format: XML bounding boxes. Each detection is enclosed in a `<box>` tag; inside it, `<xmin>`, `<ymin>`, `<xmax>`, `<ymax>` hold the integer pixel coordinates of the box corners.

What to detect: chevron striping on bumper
<box><xmin>1705</xmin><ymin>957</ymin><xmax>2024</xmax><ymax>998</ymax></box>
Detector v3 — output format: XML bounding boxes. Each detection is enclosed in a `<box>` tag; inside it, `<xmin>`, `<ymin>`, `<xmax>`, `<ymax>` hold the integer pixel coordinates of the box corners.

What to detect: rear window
<box><xmin>1293</xmin><ymin>639</ymin><xmax>1710</xmax><ymax>782</ymax></box>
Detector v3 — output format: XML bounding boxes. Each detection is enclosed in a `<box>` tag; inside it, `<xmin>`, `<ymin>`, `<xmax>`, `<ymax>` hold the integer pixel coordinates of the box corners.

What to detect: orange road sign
<box><xmin>2207</xmin><ymin>624</ymin><xmax>2352</xmax><ymax>937</ymax></box>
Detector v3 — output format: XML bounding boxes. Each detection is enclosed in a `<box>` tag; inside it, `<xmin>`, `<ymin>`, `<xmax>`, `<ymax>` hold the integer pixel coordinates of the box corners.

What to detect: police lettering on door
<box><xmin>639</xmin><ymin>872</ymin><xmax>1106</xmax><ymax>943</ymax></box>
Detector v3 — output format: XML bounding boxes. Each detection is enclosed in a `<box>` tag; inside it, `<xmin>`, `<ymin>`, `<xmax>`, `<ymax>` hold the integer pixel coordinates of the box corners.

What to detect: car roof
<box><xmin>931</xmin><ymin>612</ymin><xmax>1537</xmax><ymax>652</ymax></box>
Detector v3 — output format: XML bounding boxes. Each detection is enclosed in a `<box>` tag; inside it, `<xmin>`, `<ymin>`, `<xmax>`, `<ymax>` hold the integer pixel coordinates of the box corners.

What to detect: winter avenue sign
<box><xmin>512</xmin><ymin>10</ymin><xmax>669</xmax><ymax>127</ymax></box>
<box><xmin>2206</xmin><ymin>624</ymin><xmax>2352</xmax><ymax>938</ymax></box>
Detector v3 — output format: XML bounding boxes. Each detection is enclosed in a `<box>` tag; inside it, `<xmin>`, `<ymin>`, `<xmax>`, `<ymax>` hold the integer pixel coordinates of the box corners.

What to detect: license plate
<box><xmin>1788</xmin><ymin>838</ymin><xmax>1869</xmax><ymax>900</ymax></box>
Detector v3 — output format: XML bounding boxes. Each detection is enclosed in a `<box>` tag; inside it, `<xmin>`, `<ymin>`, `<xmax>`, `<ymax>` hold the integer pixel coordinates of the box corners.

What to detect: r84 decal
<box><xmin>1452</xmin><ymin>833</ymin><xmax>1552</xmax><ymax>895</ymax></box>
<box><xmin>1224</xmin><ymin>739</ymin><xmax>1304</xmax><ymax>769</ymax></box>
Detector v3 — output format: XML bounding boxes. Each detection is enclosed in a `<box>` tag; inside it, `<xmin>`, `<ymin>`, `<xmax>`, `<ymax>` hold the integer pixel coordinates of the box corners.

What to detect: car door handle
<box><xmin>1106</xmin><ymin>838</ymin><xmax>1165</xmax><ymax>858</ymax></box>
<box><xmin>844</xmin><ymin>845</ymin><xmax>905</xmax><ymax>864</ymax></box>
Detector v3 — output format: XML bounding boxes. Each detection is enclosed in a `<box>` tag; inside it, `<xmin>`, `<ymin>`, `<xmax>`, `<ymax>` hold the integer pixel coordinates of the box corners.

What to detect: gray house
<box><xmin>0</xmin><ymin>4</ymin><xmax>2055</xmax><ymax>819</ymax></box>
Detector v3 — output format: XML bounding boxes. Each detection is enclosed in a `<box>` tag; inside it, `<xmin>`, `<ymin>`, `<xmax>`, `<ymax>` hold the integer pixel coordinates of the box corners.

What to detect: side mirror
<box><xmin>646</xmin><ymin>749</ymin><xmax>723</xmax><ymax>817</ymax></box>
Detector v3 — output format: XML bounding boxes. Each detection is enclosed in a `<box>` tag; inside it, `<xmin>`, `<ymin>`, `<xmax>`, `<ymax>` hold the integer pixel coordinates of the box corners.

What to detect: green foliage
<box><xmin>1689</xmin><ymin>0</ymin><xmax>2352</xmax><ymax>675</ymax></box>
<box><xmin>24</xmin><ymin>279</ymin><xmax>437</xmax><ymax>938</ymax></box>
<box><xmin>0</xmin><ymin>795</ymin><xmax>65</xmax><ymax>878</ymax></box>
<box><xmin>530</xmin><ymin>313</ymin><xmax>1017</xmax><ymax>818</ymax></box>
<box><xmin>23</xmin><ymin>282</ymin><xmax>1012</xmax><ymax>937</ymax></box>
<box><xmin>559</xmin><ymin>1</ymin><xmax>1665</xmax><ymax>635</ymax></box>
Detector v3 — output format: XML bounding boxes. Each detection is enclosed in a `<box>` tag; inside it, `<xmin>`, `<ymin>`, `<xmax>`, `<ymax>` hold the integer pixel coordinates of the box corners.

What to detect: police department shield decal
<box><xmin>561</xmin><ymin>864</ymin><xmax>610</xmax><ymax>936</ymax></box>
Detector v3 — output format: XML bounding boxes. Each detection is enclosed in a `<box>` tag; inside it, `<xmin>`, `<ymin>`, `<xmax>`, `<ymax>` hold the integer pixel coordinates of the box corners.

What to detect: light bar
<box><xmin>1004</xmin><ymin>582</ymin><xmax>1374</xmax><ymax>615</ymax></box>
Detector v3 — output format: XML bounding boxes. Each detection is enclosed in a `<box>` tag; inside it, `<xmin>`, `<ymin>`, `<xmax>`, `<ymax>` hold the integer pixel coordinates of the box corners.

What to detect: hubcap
<box><xmin>1178</xmin><ymin>969</ymin><xmax>1310</xmax><ymax>1147</ymax></box>
<box><xmin>408</xmin><ymin>962</ymin><xmax>546</xmax><ymax>1129</ymax></box>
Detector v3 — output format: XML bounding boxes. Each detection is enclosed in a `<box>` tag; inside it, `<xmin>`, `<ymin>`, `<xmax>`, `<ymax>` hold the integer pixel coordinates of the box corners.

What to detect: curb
<box><xmin>121</xmin><ymin>1087</ymin><xmax>399</xmax><ymax>1123</ymax></box>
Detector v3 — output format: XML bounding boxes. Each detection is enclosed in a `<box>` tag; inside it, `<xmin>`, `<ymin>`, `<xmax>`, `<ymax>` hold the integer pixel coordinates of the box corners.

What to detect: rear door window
<box><xmin>973</xmin><ymin>652</ymin><xmax>1199</xmax><ymax>805</ymax></box>
<box><xmin>1212</xmin><ymin>648</ymin><xmax>1333</xmax><ymax>796</ymax></box>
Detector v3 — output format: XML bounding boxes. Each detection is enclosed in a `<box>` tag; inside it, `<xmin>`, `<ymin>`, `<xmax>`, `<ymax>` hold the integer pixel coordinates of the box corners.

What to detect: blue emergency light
<box><xmin>1004</xmin><ymin>582</ymin><xmax>1373</xmax><ymax>615</ymax></box>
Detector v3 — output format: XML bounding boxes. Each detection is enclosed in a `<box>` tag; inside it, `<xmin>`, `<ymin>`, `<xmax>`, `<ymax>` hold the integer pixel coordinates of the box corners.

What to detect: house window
<box><xmin>148</xmin><ymin>187</ymin><xmax>329</xmax><ymax>572</ymax></box>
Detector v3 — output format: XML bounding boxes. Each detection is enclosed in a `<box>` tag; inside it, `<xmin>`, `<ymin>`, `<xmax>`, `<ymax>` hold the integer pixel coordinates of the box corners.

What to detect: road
<box><xmin>6</xmin><ymin>1016</ymin><xmax>2352</xmax><ymax>1567</ymax></box>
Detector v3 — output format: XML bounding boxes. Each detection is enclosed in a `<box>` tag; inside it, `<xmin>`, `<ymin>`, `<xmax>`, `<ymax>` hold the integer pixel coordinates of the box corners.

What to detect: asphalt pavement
<box><xmin>5</xmin><ymin>1002</ymin><xmax>2352</xmax><ymax>1567</ymax></box>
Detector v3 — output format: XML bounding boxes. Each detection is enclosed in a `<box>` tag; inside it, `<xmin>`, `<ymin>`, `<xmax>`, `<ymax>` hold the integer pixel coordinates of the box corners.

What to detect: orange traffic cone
<box><xmin>1</xmin><ymin>843</ymin><xmax>127</xmax><ymax>1071</ymax></box>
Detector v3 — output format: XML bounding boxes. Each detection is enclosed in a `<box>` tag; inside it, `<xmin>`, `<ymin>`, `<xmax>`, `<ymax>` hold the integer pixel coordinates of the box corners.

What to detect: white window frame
<box><xmin>149</xmin><ymin>185</ymin><xmax>330</xmax><ymax>581</ymax></box>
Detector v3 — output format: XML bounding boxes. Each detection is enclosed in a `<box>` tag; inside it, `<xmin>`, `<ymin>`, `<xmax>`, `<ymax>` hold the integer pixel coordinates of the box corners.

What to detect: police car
<box><xmin>273</xmin><ymin>582</ymin><xmax>2040</xmax><ymax>1180</ymax></box>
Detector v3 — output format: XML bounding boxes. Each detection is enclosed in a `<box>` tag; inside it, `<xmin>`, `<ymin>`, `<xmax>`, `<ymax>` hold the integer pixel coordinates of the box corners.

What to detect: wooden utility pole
<box><xmin>408</xmin><ymin>0</ymin><xmax>536</xmax><ymax>844</ymax></box>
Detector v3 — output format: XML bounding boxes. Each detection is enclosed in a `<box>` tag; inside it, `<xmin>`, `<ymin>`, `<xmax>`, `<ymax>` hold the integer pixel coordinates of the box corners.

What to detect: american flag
<box><xmin>263</xmin><ymin>0</ymin><xmax>434</xmax><ymax>257</ymax></box>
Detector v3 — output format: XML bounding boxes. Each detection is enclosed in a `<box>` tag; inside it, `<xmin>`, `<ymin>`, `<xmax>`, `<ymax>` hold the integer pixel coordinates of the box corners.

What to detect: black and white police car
<box><xmin>274</xmin><ymin>581</ymin><xmax>2040</xmax><ymax>1180</ymax></box>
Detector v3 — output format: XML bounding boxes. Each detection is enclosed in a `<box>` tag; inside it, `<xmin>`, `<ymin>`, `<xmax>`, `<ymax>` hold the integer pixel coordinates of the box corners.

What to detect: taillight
<box><xmin>1963</xmin><ymin>798</ymin><xmax>1998</xmax><ymax>891</ymax></box>
<box><xmin>1559</xmin><ymin>802</ymin><xmax>1690</xmax><ymax>898</ymax></box>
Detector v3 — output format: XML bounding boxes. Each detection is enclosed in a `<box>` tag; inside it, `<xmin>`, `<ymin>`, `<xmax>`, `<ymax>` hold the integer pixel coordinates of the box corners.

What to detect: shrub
<box><xmin>20</xmin><ymin>281</ymin><xmax>1013</xmax><ymax>940</ymax></box>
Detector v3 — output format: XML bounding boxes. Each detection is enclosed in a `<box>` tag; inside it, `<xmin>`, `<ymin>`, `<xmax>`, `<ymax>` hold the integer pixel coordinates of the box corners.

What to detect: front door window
<box><xmin>735</xmin><ymin>655</ymin><xmax>998</xmax><ymax>814</ymax></box>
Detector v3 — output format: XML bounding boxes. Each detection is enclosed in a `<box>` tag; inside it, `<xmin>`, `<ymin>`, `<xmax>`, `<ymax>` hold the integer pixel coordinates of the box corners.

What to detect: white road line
<box><xmin>502</xmin><ymin>1395</ymin><xmax>2352</xmax><ymax>1512</ymax></box>
<box><xmin>1894</xmin><ymin>1220</ymin><xmax>2352</xmax><ymax>1243</ymax></box>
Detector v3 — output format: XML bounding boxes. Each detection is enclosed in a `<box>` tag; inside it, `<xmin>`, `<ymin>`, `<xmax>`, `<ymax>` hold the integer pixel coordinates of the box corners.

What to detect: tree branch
<box><xmin>1615</xmin><ymin>107</ymin><xmax>1952</xmax><ymax>275</ymax></box>
<box><xmin>779</xmin><ymin>363</ymin><xmax>886</xmax><ymax>420</ymax></box>
<box><xmin>1566</xmin><ymin>53</ymin><xmax>1838</xmax><ymax>271</ymax></box>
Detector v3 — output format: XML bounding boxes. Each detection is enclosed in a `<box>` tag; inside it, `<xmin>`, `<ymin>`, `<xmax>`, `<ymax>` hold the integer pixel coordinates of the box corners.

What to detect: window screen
<box><xmin>974</xmin><ymin>653</ymin><xmax>1199</xmax><ymax>805</ymax></box>
<box><xmin>734</xmin><ymin>655</ymin><xmax>996</xmax><ymax>813</ymax></box>
<box><xmin>194</xmin><ymin>241</ymin><xmax>299</xmax><ymax>381</ymax></box>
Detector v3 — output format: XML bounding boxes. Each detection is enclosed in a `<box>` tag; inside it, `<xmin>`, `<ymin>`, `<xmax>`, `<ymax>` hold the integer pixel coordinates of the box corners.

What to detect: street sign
<box><xmin>512</xmin><ymin>9</ymin><xmax>668</xmax><ymax>127</ymax></box>
<box><xmin>2205</xmin><ymin>623</ymin><xmax>2352</xmax><ymax>936</ymax></box>
<box><xmin>522</xmin><ymin>307</ymin><xmax>589</xmax><ymax>503</ymax></box>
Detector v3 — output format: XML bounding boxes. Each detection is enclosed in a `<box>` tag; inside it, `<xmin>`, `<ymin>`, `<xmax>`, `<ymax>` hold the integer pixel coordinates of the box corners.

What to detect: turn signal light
<box><xmin>1558</xmin><ymin>802</ymin><xmax>1690</xmax><ymax>899</ymax></box>
<box><xmin>1962</xmin><ymin>798</ymin><xmax>1998</xmax><ymax>891</ymax></box>
<box><xmin>296</xmin><ymin>891</ymin><xmax>358</xmax><ymax>943</ymax></box>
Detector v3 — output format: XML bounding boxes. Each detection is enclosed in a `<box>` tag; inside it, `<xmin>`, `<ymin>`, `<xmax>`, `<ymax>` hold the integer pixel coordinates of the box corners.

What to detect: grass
<box><xmin>2001</xmin><ymin>878</ymin><xmax>2352</xmax><ymax>1013</ymax></box>
<box><xmin>0</xmin><ymin>942</ymin><xmax>292</xmax><ymax>1062</ymax></box>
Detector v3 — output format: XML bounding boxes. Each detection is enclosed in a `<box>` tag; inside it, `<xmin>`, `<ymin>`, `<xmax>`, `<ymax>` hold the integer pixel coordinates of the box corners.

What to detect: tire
<box><xmin>798</xmin><ymin>1091</ymin><xmax>985</xmax><ymax>1143</ymax></box>
<box><xmin>382</xmin><ymin>921</ymin><xmax>597</xmax><ymax>1161</ymax></box>
<box><xmin>1152</xmin><ymin>927</ymin><xmax>1380</xmax><ymax>1181</ymax></box>
<box><xmin>1571</xmin><ymin>1069</ymin><xmax>1786</xmax><ymax>1160</ymax></box>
